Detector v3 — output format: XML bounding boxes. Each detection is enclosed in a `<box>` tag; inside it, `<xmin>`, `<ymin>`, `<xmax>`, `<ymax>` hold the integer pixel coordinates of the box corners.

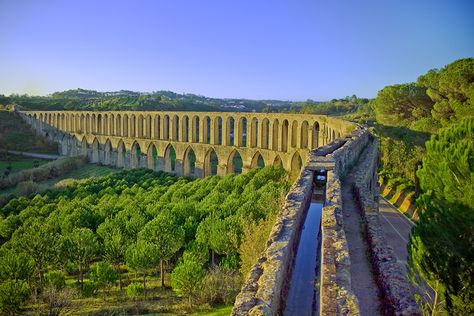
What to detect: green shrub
<box><xmin>81</xmin><ymin>281</ymin><xmax>98</xmax><ymax>297</ymax></box>
<box><xmin>0</xmin><ymin>280</ymin><xmax>30</xmax><ymax>314</ymax></box>
<box><xmin>16</xmin><ymin>180</ymin><xmax>41</xmax><ymax>196</ymax></box>
<box><xmin>44</xmin><ymin>270</ymin><xmax>66</xmax><ymax>290</ymax></box>
<box><xmin>127</xmin><ymin>282</ymin><xmax>144</xmax><ymax>298</ymax></box>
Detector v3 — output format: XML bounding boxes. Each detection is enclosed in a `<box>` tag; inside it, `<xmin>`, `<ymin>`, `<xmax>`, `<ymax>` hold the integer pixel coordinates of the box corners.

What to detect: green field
<box><xmin>0</xmin><ymin>155</ymin><xmax>49</xmax><ymax>174</ymax></box>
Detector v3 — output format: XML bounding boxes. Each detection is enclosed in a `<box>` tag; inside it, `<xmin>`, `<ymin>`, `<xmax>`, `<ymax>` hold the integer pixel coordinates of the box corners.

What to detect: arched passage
<box><xmin>238</xmin><ymin>117</ymin><xmax>247</xmax><ymax>147</ymax></box>
<box><xmin>226</xmin><ymin>117</ymin><xmax>235</xmax><ymax>146</ymax></box>
<box><xmin>182</xmin><ymin>116</ymin><xmax>189</xmax><ymax>142</ymax></box>
<box><xmin>164</xmin><ymin>144</ymin><xmax>176</xmax><ymax>172</ymax></box>
<box><xmin>183</xmin><ymin>147</ymin><xmax>197</xmax><ymax>177</ymax></box>
<box><xmin>122</xmin><ymin>115</ymin><xmax>129</xmax><ymax>137</ymax></box>
<box><xmin>204</xmin><ymin>148</ymin><xmax>218</xmax><ymax>177</ymax></box>
<box><xmin>214</xmin><ymin>117</ymin><xmax>222</xmax><ymax>145</ymax></box>
<box><xmin>250</xmin><ymin>152</ymin><xmax>265</xmax><ymax>169</ymax></box>
<box><xmin>131</xmin><ymin>142</ymin><xmax>142</xmax><ymax>169</ymax></box>
<box><xmin>227</xmin><ymin>150</ymin><xmax>243</xmax><ymax>174</ymax></box>
<box><xmin>147</xmin><ymin>144</ymin><xmax>158</xmax><ymax>170</ymax></box>
<box><xmin>273</xmin><ymin>155</ymin><xmax>283</xmax><ymax>168</ymax></box>
<box><xmin>130</xmin><ymin>114</ymin><xmax>136</xmax><ymax>137</ymax></box>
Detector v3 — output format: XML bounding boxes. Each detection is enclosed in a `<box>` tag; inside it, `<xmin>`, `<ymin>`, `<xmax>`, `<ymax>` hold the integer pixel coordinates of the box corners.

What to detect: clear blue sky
<box><xmin>0</xmin><ymin>0</ymin><xmax>473</xmax><ymax>100</ymax></box>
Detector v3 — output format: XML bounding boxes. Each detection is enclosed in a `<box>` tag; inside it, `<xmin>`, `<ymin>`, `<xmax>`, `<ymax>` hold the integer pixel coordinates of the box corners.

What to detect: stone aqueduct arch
<box><xmin>22</xmin><ymin>111</ymin><xmax>356</xmax><ymax>177</ymax></box>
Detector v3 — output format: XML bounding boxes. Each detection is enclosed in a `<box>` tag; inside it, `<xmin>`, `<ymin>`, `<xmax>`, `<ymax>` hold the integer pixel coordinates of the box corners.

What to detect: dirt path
<box><xmin>1</xmin><ymin>149</ymin><xmax>60</xmax><ymax>160</ymax></box>
<box><xmin>341</xmin><ymin>176</ymin><xmax>381</xmax><ymax>316</ymax></box>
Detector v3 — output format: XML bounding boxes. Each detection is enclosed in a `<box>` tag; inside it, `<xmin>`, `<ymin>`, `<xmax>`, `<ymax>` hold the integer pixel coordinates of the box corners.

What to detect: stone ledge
<box><xmin>352</xmin><ymin>139</ymin><xmax>420</xmax><ymax>316</ymax></box>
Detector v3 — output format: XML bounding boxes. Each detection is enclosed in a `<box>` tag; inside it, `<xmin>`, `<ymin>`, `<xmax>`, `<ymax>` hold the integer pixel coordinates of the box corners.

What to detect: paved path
<box><xmin>342</xmin><ymin>177</ymin><xmax>381</xmax><ymax>316</ymax></box>
<box><xmin>378</xmin><ymin>196</ymin><xmax>414</xmax><ymax>274</ymax></box>
<box><xmin>1</xmin><ymin>149</ymin><xmax>60</xmax><ymax>160</ymax></box>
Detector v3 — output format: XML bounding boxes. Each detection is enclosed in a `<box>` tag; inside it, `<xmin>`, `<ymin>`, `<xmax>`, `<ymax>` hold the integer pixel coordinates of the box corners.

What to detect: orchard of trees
<box><xmin>0</xmin><ymin>167</ymin><xmax>289</xmax><ymax>313</ymax></box>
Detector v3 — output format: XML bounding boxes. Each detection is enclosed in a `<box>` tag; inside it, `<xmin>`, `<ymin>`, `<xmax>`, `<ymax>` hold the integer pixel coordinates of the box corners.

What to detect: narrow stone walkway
<box><xmin>341</xmin><ymin>176</ymin><xmax>381</xmax><ymax>316</ymax></box>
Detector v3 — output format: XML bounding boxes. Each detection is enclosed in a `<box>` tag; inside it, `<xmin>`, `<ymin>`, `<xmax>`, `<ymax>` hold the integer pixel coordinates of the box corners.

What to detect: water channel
<box><xmin>283</xmin><ymin>173</ymin><xmax>326</xmax><ymax>316</ymax></box>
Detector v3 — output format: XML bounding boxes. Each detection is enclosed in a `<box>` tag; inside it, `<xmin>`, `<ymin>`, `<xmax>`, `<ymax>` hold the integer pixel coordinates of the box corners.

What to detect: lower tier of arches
<box><xmin>54</xmin><ymin>132</ymin><xmax>308</xmax><ymax>179</ymax></box>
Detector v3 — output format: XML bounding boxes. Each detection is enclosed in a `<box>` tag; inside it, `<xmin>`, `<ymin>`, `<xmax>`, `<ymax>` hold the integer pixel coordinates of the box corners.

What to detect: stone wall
<box><xmin>352</xmin><ymin>137</ymin><xmax>420</xmax><ymax>316</ymax></box>
<box><xmin>232</xmin><ymin>126</ymin><xmax>376</xmax><ymax>315</ymax></box>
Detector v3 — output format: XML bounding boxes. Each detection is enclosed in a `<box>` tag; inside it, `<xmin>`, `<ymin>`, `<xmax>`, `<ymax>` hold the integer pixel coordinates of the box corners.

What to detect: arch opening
<box><xmin>164</xmin><ymin>144</ymin><xmax>176</xmax><ymax>172</ymax></box>
<box><xmin>227</xmin><ymin>150</ymin><xmax>243</xmax><ymax>174</ymax></box>
<box><xmin>183</xmin><ymin>147</ymin><xmax>196</xmax><ymax>177</ymax></box>
<box><xmin>204</xmin><ymin>148</ymin><xmax>218</xmax><ymax>176</ymax></box>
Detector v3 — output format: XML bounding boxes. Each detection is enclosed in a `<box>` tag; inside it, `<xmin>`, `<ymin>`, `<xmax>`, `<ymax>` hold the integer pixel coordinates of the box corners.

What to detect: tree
<box><xmin>64</xmin><ymin>228</ymin><xmax>98</xmax><ymax>290</ymax></box>
<box><xmin>418</xmin><ymin>58</ymin><xmax>474</xmax><ymax>125</ymax></box>
<box><xmin>12</xmin><ymin>218</ymin><xmax>57</xmax><ymax>292</ymax></box>
<box><xmin>126</xmin><ymin>240</ymin><xmax>160</xmax><ymax>296</ymax></box>
<box><xmin>89</xmin><ymin>262</ymin><xmax>117</xmax><ymax>300</ymax></box>
<box><xmin>409</xmin><ymin>118</ymin><xmax>474</xmax><ymax>314</ymax></box>
<box><xmin>417</xmin><ymin>118</ymin><xmax>474</xmax><ymax>209</ymax></box>
<box><xmin>139</xmin><ymin>211</ymin><xmax>185</xmax><ymax>287</ymax></box>
<box><xmin>373</xmin><ymin>83</ymin><xmax>434</xmax><ymax>127</ymax></box>
<box><xmin>99</xmin><ymin>226</ymin><xmax>127</xmax><ymax>290</ymax></box>
<box><xmin>0</xmin><ymin>280</ymin><xmax>30</xmax><ymax>314</ymax></box>
<box><xmin>171</xmin><ymin>260</ymin><xmax>205</xmax><ymax>308</ymax></box>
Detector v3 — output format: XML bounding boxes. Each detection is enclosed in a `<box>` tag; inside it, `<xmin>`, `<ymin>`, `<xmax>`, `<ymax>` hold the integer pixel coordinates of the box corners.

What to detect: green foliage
<box><xmin>409</xmin><ymin>118</ymin><xmax>474</xmax><ymax>315</ymax></box>
<box><xmin>199</xmin><ymin>266</ymin><xmax>241</xmax><ymax>306</ymax></box>
<box><xmin>417</xmin><ymin>118</ymin><xmax>474</xmax><ymax>208</ymax></box>
<box><xmin>418</xmin><ymin>58</ymin><xmax>474</xmax><ymax>125</ymax></box>
<box><xmin>0</xmin><ymin>111</ymin><xmax>57</xmax><ymax>154</ymax></box>
<box><xmin>0</xmin><ymin>280</ymin><xmax>30</xmax><ymax>314</ymax></box>
<box><xmin>373</xmin><ymin>83</ymin><xmax>434</xmax><ymax>128</ymax></box>
<box><xmin>89</xmin><ymin>262</ymin><xmax>117</xmax><ymax>289</ymax></box>
<box><xmin>44</xmin><ymin>270</ymin><xmax>66</xmax><ymax>290</ymax></box>
<box><xmin>126</xmin><ymin>282</ymin><xmax>144</xmax><ymax>298</ymax></box>
<box><xmin>0</xmin><ymin>167</ymin><xmax>288</xmax><ymax>309</ymax></box>
<box><xmin>300</xmin><ymin>95</ymin><xmax>369</xmax><ymax>116</ymax></box>
<box><xmin>171</xmin><ymin>260</ymin><xmax>206</xmax><ymax>307</ymax></box>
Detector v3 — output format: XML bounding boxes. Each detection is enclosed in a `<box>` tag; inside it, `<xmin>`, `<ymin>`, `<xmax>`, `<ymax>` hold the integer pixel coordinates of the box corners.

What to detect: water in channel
<box><xmin>284</xmin><ymin>180</ymin><xmax>325</xmax><ymax>316</ymax></box>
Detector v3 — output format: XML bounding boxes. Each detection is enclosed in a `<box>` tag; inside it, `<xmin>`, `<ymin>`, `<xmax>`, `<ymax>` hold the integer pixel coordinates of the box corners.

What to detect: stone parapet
<box><xmin>233</xmin><ymin>126</ymin><xmax>373</xmax><ymax>315</ymax></box>
<box><xmin>352</xmin><ymin>138</ymin><xmax>420</xmax><ymax>316</ymax></box>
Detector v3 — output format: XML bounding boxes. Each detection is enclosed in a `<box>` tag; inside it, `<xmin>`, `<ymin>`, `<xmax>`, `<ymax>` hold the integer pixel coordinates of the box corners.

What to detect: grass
<box><xmin>25</xmin><ymin>271</ymin><xmax>233</xmax><ymax>315</ymax></box>
<box><xmin>0</xmin><ymin>110</ymin><xmax>58</xmax><ymax>154</ymax></box>
<box><xmin>0</xmin><ymin>163</ymin><xmax>119</xmax><ymax>198</ymax></box>
<box><xmin>0</xmin><ymin>155</ymin><xmax>49</xmax><ymax>173</ymax></box>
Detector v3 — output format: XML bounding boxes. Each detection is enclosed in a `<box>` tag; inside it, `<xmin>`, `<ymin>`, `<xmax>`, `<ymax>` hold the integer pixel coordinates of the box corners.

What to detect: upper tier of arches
<box><xmin>23</xmin><ymin>110</ymin><xmax>354</xmax><ymax>153</ymax></box>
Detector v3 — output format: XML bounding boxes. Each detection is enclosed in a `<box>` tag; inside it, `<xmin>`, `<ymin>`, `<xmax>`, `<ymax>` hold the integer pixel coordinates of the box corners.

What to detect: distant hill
<box><xmin>2</xmin><ymin>89</ymin><xmax>300</xmax><ymax>112</ymax></box>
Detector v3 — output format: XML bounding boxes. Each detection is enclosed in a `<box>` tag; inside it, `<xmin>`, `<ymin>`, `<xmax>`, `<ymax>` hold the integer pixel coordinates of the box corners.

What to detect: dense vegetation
<box><xmin>0</xmin><ymin>167</ymin><xmax>289</xmax><ymax>314</ymax></box>
<box><xmin>369</xmin><ymin>58</ymin><xmax>473</xmax><ymax>315</ymax></box>
<box><xmin>0</xmin><ymin>111</ymin><xmax>57</xmax><ymax>154</ymax></box>
<box><xmin>1</xmin><ymin>89</ymin><xmax>295</xmax><ymax>112</ymax></box>
<box><xmin>409</xmin><ymin>119</ymin><xmax>473</xmax><ymax>315</ymax></box>
<box><xmin>299</xmin><ymin>95</ymin><xmax>371</xmax><ymax>116</ymax></box>
<box><xmin>372</xmin><ymin>58</ymin><xmax>474</xmax><ymax>189</ymax></box>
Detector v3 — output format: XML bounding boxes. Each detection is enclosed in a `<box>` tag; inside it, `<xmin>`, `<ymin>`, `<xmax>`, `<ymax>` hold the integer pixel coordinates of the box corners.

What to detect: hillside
<box><xmin>2</xmin><ymin>89</ymin><xmax>298</xmax><ymax>112</ymax></box>
<box><xmin>0</xmin><ymin>111</ymin><xmax>57</xmax><ymax>154</ymax></box>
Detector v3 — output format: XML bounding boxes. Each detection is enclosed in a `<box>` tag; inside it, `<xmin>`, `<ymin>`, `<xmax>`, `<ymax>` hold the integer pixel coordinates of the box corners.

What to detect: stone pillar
<box><xmin>210</xmin><ymin>118</ymin><xmax>216</xmax><ymax>145</ymax></box>
<box><xmin>194</xmin><ymin>161</ymin><xmax>204</xmax><ymax>178</ymax></box>
<box><xmin>217</xmin><ymin>164</ymin><xmax>227</xmax><ymax>177</ymax></box>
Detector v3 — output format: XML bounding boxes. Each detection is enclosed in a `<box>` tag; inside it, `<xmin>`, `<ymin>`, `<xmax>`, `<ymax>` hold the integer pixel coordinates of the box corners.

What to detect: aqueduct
<box><xmin>19</xmin><ymin>110</ymin><xmax>355</xmax><ymax>178</ymax></box>
<box><xmin>19</xmin><ymin>110</ymin><xmax>417</xmax><ymax>315</ymax></box>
